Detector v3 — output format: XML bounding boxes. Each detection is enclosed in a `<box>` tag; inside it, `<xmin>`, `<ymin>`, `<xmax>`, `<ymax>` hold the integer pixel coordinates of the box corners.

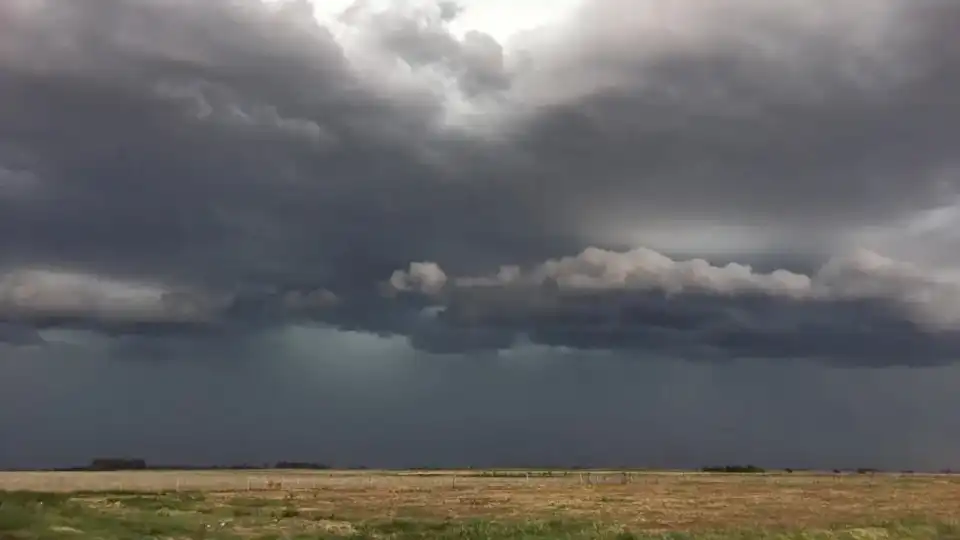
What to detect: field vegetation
<box><xmin>1</xmin><ymin>469</ymin><xmax>959</xmax><ymax>539</ymax></box>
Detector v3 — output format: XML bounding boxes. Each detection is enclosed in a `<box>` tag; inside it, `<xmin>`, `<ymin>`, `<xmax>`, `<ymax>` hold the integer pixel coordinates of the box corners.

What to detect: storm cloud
<box><xmin>2</xmin><ymin>0</ymin><xmax>960</xmax><ymax>469</ymax></box>
<box><xmin>1</xmin><ymin>0</ymin><xmax>959</xmax><ymax>364</ymax></box>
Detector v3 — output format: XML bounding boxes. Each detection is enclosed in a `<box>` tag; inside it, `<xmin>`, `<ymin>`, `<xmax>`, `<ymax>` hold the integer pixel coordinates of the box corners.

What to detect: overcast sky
<box><xmin>2</xmin><ymin>0</ymin><xmax>960</xmax><ymax>471</ymax></box>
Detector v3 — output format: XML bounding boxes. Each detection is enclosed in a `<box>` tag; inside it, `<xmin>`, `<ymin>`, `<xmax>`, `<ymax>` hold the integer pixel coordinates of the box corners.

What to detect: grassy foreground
<box><xmin>1</xmin><ymin>471</ymin><xmax>959</xmax><ymax>539</ymax></box>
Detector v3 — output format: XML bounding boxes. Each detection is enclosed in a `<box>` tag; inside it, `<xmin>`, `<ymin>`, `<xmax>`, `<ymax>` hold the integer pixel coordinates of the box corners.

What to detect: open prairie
<box><xmin>1</xmin><ymin>470</ymin><xmax>959</xmax><ymax>539</ymax></box>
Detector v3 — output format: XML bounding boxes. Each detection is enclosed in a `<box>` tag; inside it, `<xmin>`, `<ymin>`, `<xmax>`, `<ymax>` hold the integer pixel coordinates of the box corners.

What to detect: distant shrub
<box><xmin>273</xmin><ymin>461</ymin><xmax>330</xmax><ymax>470</ymax></box>
<box><xmin>89</xmin><ymin>458</ymin><xmax>147</xmax><ymax>471</ymax></box>
<box><xmin>701</xmin><ymin>465</ymin><xmax>765</xmax><ymax>474</ymax></box>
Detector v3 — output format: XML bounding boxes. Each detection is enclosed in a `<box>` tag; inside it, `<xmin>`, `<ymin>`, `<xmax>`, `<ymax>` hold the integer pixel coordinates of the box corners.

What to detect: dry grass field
<box><xmin>2</xmin><ymin>470</ymin><xmax>959</xmax><ymax>539</ymax></box>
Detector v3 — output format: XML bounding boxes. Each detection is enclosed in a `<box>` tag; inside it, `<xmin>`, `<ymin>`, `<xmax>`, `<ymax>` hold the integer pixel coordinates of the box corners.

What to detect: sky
<box><xmin>2</xmin><ymin>0</ymin><xmax>960</xmax><ymax>471</ymax></box>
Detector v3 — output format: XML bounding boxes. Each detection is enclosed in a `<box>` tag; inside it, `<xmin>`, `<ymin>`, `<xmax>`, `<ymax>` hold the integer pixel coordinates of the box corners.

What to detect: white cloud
<box><xmin>388</xmin><ymin>262</ymin><xmax>447</xmax><ymax>295</ymax></box>
<box><xmin>0</xmin><ymin>269</ymin><xmax>220</xmax><ymax>324</ymax></box>
<box><xmin>389</xmin><ymin>246</ymin><xmax>960</xmax><ymax>330</ymax></box>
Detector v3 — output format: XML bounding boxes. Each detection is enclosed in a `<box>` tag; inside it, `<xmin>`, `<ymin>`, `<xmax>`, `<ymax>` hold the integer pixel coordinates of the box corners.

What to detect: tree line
<box><xmin>31</xmin><ymin>458</ymin><xmax>955</xmax><ymax>474</ymax></box>
<box><xmin>52</xmin><ymin>458</ymin><xmax>333</xmax><ymax>472</ymax></box>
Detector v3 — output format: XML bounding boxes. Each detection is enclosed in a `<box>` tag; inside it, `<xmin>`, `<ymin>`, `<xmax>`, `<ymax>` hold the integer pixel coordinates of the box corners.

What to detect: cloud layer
<box><xmin>1</xmin><ymin>0</ymin><xmax>959</xmax><ymax>368</ymax></box>
<box><xmin>384</xmin><ymin>247</ymin><xmax>960</xmax><ymax>365</ymax></box>
<box><xmin>5</xmin><ymin>0</ymin><xmax>960</xmax><ymax>473</ymax></box>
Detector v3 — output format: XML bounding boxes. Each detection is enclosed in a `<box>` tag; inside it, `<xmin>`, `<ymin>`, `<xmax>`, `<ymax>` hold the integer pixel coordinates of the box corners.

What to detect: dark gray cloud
<box><xmin>1</xmin><ymin>0</ymin><xmax>960</xmax><ymax>367</ymax></box>
<box><xmin>512</xmin><ymin>0</ymin><xmax>960</xmax><ymax>242</ymax></box>
<box><xmin>0</xmin><ymin>0</ymin><xmax>957</xmax><ymax>473</ymax></box>
<box><xmin>0</xmin><ymin>322</ymin><xmax>44</xmax><ymax>346</ymax></box>
<box><xmin>2</xmin><ymin>0</ymin><xmax>960</xmax><ymax>474</ymax></box>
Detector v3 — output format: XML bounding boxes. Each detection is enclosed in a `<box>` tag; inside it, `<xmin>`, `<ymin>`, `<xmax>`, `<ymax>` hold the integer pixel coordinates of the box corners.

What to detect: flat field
<box><xmin>1</xmin><ymin>470</ymin><xmax>959</xmax><ymax>539</ymax></box>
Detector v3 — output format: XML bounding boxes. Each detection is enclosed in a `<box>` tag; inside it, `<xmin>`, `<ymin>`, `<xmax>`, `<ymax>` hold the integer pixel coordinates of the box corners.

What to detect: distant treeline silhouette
<box><xmin>13</xmin><ymin>458</ymin><xmax>951</xmax><ymax>474</ymax></box>
<box><xmin>701</xmin><ymin>465</ymin><xmax>905</xmax><ymax>475</ymax></box>
<box><xmin>88</xmin><ymin>458</ymin><xmax>147</xmax><ymax>471</ymax></box>
<box><xmin>51</xmin><ymin>458</ymin><xmax>333</xmax><ymax>472</ymax></box>
<box><xmin>701</xmin><ymin>465</ymin><xmax>766</xmax><ymax>473</ymax></box>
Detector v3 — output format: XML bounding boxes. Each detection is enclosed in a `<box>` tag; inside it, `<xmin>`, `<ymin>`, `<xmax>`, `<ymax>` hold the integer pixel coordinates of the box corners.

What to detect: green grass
<box><xmin>1</xmin><ymin>490</ymin><xmax>958</xmax><ymax>540</ymax></box>
<box><xmin>332</xmin><ymin>520</ymin><xmax>960</xmax><ymax>540</ymax></box>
